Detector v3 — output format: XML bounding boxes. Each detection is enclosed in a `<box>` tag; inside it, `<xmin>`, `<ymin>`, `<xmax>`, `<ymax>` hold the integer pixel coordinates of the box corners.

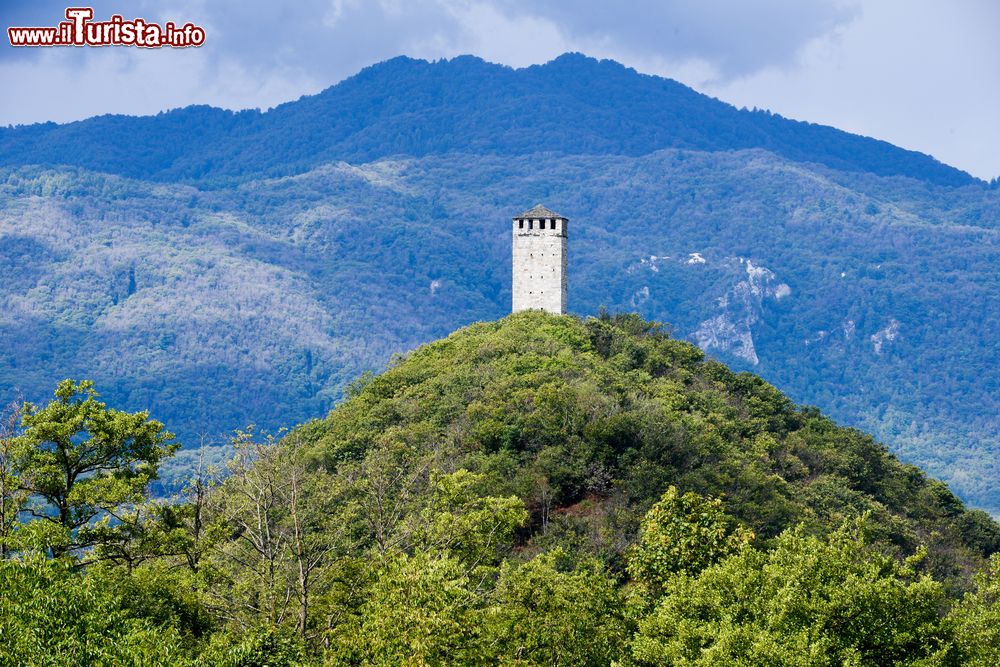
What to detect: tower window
<box><xmin>518</xmin><ymin>220</ymin><xmax>524</xmax><ymax>229</ymax></box>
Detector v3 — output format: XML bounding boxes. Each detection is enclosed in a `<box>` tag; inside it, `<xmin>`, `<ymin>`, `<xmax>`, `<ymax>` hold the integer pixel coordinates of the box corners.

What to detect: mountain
<box><xmin>0</xmin><ymin>54</ymin><xmax>998</xmax><ymax>514</ymax></box>
<box><xmin>0</xmin><ymin>54</ymin><xmax>977</xmax><ymax>187</ymax></box>
<box><xmin>293</xmin><ymin>311</ymin><xmax>1000</xmax><ymax>584</ymax></box>
<box><xmin>5</xmin><ymin>312</ymin><xmax>999</xmax><ymax>665</ymax></box>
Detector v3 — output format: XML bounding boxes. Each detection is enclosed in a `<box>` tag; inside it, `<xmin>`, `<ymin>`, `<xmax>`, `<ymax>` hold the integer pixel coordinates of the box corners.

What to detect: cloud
<box><xmin>0</xmin><ymin>0</ymin><xmax>472</xmax><ymax>122</ymax></box>
<box><xmin>491</xmin><ymin>0</ymin><xmax>861</xmax><ymax>80</ymax></box>
<box><xmin>0</xmin><ymin>0</ymin><xmax>858</xmax><ymax>121</ymax></box>
<box><xmin>703</xmin><ymin>0</ymin><xmax>1000</xmax><ymax>179</ymax></box>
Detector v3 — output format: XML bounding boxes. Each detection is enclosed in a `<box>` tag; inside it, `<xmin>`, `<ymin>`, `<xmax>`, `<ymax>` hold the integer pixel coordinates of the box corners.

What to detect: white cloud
<box><xmin>701</xmin><ymin>0</ymin><xmax>1000</xmax><ymax>179</ymax></box>
<box><xmin>0</xmin><ymin>45</ymin><xmax>318</xmax><ymax>123</ymax></box>
<box><xmin>491</xmin><ymin>0</ymin><xmax>861</xmax><ymax>78</ymax></box>
<box><xmin>443</xmin><ymin>2</ymin><xmax>569</xmax><ymax>68</ymax></box>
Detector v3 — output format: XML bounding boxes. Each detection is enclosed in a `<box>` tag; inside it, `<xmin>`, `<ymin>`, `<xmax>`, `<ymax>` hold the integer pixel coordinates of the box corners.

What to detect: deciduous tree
<box><xmin>14</xmin><ymin>380</ymin><xmax>176</xmax><ymax>559</ymax></box>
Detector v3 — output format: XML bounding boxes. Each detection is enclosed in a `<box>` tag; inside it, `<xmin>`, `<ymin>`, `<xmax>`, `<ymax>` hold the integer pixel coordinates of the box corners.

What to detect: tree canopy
<box><xmin>1</xmin><ymin>313</ymin><xmax>999</xmax><ymax>664</ymax></box>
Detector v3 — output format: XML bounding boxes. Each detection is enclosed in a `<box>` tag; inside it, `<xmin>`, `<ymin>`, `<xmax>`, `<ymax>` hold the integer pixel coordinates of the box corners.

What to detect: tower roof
<box><xmin>514</xmin><ymin>204</ymin><xmax>567</xmax><ymax>220</ymax></box>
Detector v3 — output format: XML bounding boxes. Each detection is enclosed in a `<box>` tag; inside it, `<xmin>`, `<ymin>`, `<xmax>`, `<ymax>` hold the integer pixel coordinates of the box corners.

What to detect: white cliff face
<box><xmin>693</xmin><ymin>313</ymin><xmax>760</xmax><ymax>364</ymax></box>
<box><xmin>640</xmin><ymin>255</ymin><xmax>668</xmax><ymax>272</ymax></box>
<box><xmin>625</xmin><ymin>251</ymin><xmax>793</xmax><ymax>366</ymax></box>
<box><xmin>631</xmin><ymin>285</ymin><xmax>650</xmax><ymax>307</ymax></box>
<box><xmin>691</xmin><ymin>256</ymin><xmax>791</xmax><ymax>365</ymax></box>
<box><xmin>807</xmin><ymin>318</ymin><xmax>858</xmax><ymax>347</ymax></box>
<box><xmin>843</xmin><ymin>319</ymin><xmax>856</xmax><ymax>340</ymax></box>
<box><xmin>871</xmin><ymin>319</ymin><xmax>901</xmax><ymax>354</ymax></box>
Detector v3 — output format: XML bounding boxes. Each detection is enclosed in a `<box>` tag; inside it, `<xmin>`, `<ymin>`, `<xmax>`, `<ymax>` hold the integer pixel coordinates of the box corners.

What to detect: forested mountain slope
<box><xmin>3</xmin><ymin>313</ymin><xmax>999</xmax><ymax>665</ymax></box>
<box><xmin>295</xmin><ymin>311</ymin><xmax>1000</xmax><ymax>588</ymax></box>
<box><xmin>0</xmin><ymin>54</ymin><xmax>977</xmax><ymax>187</ymax></box>
<box><xmin>0</xmin><ymin>54</ymin><xmax>997</xmax><ymax>514</ymax></box>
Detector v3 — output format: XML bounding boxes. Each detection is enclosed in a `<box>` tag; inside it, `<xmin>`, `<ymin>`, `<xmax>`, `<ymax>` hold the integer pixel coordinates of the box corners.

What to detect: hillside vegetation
<box><xmin>2</xmin><ymin>147</ymin><xmax>998</xmax><ymax>512</ymax></box>
<box><xmin>2</xmin><ymin>312</ymin><xmax>999</xmax><ymax>665</ymax></box>
<box><xmin>294</xmin><ymin>312</ymin><xmax>998</xmax><ymax>582</ymax></box>
<box><xmin>1</xmin><ymin>54</ymin><xmax>998</xmax><ymax>515</ymax></box>
<box><xmin>0</xmin><ymin>54</ymin><xmax>976</xmax><ymax>187</ymax></box>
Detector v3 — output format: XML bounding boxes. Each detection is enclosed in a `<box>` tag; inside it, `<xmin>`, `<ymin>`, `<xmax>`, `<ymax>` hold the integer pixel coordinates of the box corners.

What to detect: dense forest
<box><xmin>2</xmin><ymin>313</ymin><xmax>998</xmax><ymax>665</ymax></box>
<box><xmin>1</xmin><ymin>54</ymin><xmax>998</xmax><ymax>516</ymax></box>
<box><xmin>0</xmin><ymin>54</ymin><xmax>976</xmax><ymax>187</ymax></box>
<box><xmin>2</xmin><ymin>146</ymin><xmax>998</xmax><ymax>514</ymax></box>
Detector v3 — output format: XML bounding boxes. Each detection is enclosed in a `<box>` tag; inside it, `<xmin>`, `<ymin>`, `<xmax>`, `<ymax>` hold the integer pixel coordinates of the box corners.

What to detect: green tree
<box><xmin>627</xmin><ymin>486</ymin><xmax>754</xmax><ymax>596</ymax></box>
<box><xmin>0</xmin><ymin>400</ymin><xmax>28</xmax><ymax>557</ymax></box>
<box><xmin>948</xmin><ymin>553</ymin><xmax>1000</xmax><ymax>666</ymax></box>
<box><xmin>14</xmin><ymin>380</ymin><xmax>177</xmax><ymax>559</ymax></box>
<box><xmin>483</xmin><ymin>548</ymin><xmax>627</xmax><ymax>666</ymax></box>
<box><xmin>0</xmin><ymin>554</ymin><xmax>189</xmax><ymax>666</ymax></box>
<box><xmin>413</xmin><ymin>469</ymin><xmax>527</xmax><ymax>568</ymax></box>
<box><xmin>323</xmin><ymin>471</ymin><xmax>528</xmax><ymax>665</ymax></box>
<box><xmin>333</xmin><ymin>551</ymin><xmax>482</xmax><ymax>666</ymax></box>
<box><xmin>200</xmin><ymin>429</ymin><xmax>297</xmax><ymax>629</ymax></box>
<box><xmin>201</xmin><ymin>429</ymin><xmax>361</xmax><ymax>640</ymax></box>
<box><xmin>194</xmin><ymin>625</ymin><xmax>305</xmax><ymax>667</ymax></box>
<box><xmin>629</xmin><ymin>521</ymin><xmax>951</xmax><ymax>666</ymax></box>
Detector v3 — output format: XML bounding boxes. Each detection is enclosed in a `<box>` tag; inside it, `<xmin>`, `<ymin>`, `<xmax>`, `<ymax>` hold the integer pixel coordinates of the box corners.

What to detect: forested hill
<box><xmin>4</xmin><ymin>312</ymin><xmax>999</xmax><ymax>664</ymax></box>
<box><xmin>1</xmin><ymin>54</ymin><xmax>999</xmax><ymax>516</ymax></box>
<box><xmin>0</xmin><ymin>53</ymin><xmax>977</xmax><ymax>187</ymax></box>
<box><xmin>295</xmin><ymin>312</ymin><xmax>1000</xmax><ymax>588</ymax></box>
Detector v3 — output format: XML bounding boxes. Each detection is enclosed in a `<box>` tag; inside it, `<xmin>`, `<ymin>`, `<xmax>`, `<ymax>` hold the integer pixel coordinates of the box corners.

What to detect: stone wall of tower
<box><xmin>512</xmin><ymin>217</ymin><xmax>567</xmax><ymax>314</ymax></box>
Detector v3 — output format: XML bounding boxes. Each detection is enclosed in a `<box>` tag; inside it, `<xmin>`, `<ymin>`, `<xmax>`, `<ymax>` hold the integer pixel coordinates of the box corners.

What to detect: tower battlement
<box><xmin>512</xmin><ymin>204</ymin><xmax>567</xmax><ymax>314</ymax></box>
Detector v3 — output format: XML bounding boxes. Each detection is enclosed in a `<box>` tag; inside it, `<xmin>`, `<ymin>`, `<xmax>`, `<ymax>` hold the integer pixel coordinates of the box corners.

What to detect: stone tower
<box><xmin>512</xmin><ymin>204</ymin><xmax>568</xmax><ymax>314</ymax></box>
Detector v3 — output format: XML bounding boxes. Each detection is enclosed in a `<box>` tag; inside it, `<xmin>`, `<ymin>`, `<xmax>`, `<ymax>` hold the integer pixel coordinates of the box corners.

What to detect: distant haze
<box><xmin>1</xmin><ymin>0</ymin><xmax>998</xmax><ymax>180</ymax></box>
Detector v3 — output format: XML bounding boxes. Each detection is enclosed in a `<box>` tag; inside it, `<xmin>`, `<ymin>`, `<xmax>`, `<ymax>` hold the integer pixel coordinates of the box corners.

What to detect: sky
<box><xmin>1</xmin><ymin>0</ymin><xmax>997</xmax><ymax>180</ymax></box>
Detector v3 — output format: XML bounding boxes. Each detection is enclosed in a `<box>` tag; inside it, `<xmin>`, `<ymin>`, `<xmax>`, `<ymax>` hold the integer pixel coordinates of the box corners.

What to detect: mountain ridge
<box><xmin>294</xmin><ymin>310</ymin><xmax>1000</xmax><ymax>586</ymax></box>
<box><xmin>0</xmin><ymin>54</ymin><xmax>998</xmax><ymax>516</ymax></box>
<box><xmin>0</xmin><ymin>53</ymin><xmax>979</xmax><ymax>187</ymax></box>
<box><xmin>3</xmin><ymin>311</ymin><xmax>999</xmax><ymax>665</ymax></box>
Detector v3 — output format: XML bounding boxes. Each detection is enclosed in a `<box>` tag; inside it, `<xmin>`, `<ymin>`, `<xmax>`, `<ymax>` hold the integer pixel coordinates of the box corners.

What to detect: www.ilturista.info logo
<box><xmin>7</xmin><ymin>7</ymin><xmax>205</xmax><ymax>48</ymax></box>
